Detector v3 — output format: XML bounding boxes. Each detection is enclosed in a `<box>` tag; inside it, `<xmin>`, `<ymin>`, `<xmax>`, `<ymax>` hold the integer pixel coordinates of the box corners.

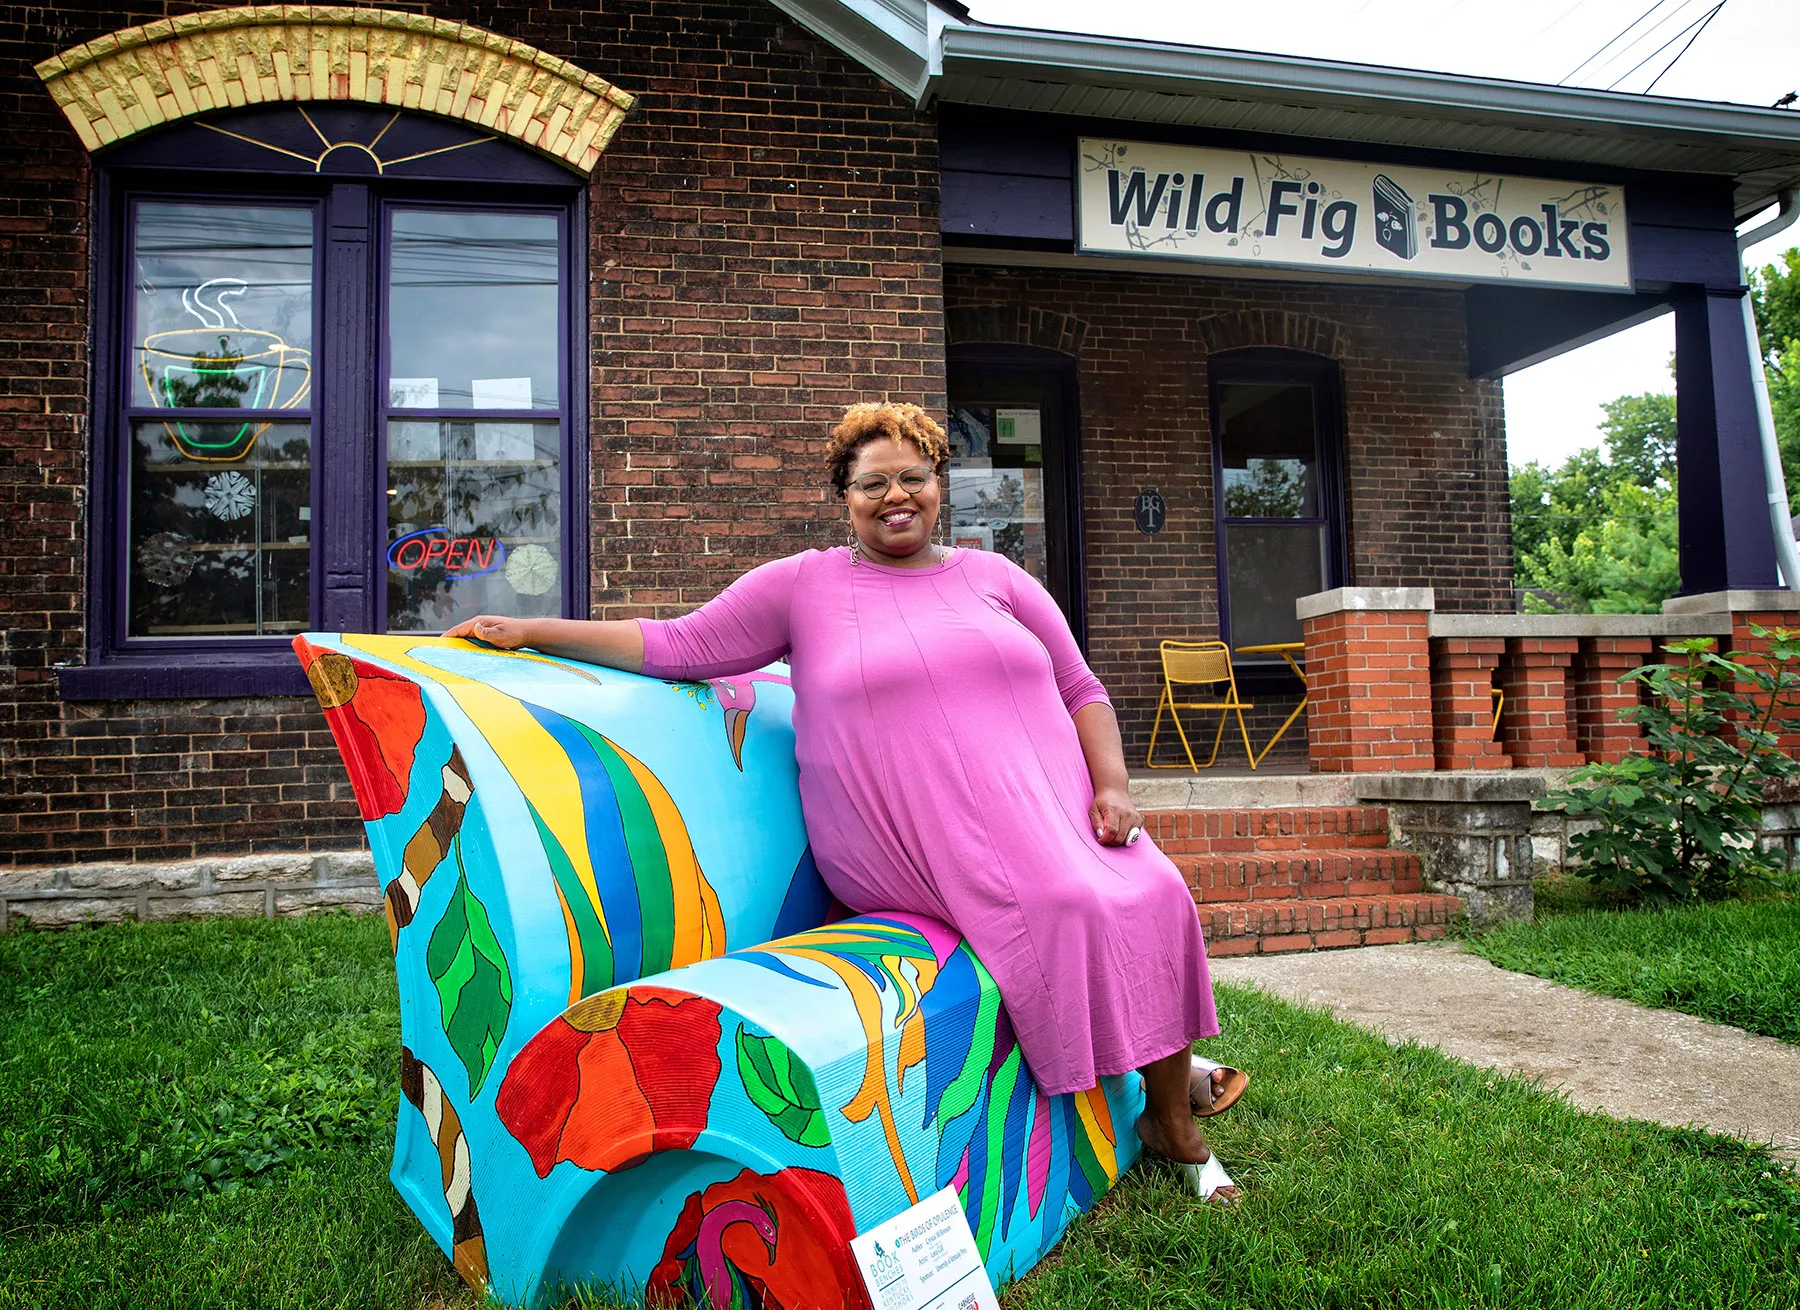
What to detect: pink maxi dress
<box><xmin>637</xmin><ymin>546</ymin><xmax>1219</xmax><ymax>1096</ymax></box>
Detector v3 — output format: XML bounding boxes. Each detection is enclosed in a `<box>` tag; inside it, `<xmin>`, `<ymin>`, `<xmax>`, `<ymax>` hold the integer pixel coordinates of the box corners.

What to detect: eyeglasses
<box><xmin>849</xmin><ymin>465</ymin><xmax>935</xmax><ymax>499</ymax></box>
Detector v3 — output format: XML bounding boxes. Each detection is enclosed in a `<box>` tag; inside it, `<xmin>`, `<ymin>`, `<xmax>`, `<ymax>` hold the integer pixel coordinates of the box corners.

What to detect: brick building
<box><xmin>5</xmin><ymin>1</ymin><xmax>1800</xmax><ymax>894</ymax></box>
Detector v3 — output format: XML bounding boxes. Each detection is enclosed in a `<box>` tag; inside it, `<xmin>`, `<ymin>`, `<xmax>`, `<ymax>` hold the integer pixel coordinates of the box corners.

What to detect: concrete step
<box><xmin>1199</xmin><ymin>892</ymin><xmax>1463</xmax><ymax>956</ymax></box>
<box><xmin>1174</xmin><ymin>849</ymin><xmax>1425</xmax><ymax>901</ymax></box>
<box><xmin>1143</xmin><ymin>805</ymin><xmax>1392</xmax><ymax>855</ymax></box>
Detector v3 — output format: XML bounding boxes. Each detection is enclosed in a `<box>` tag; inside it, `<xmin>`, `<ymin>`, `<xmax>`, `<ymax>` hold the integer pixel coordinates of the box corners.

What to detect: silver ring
<box><xmin>1126</xmin><ymin>826</ymin><xmax>1142</xmax><ymax>846</ymax></box>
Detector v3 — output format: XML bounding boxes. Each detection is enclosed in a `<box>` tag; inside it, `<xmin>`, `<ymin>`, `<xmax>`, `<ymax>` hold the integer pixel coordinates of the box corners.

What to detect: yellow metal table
<box><xmin>1234</xmin><ymin>641</ymin><xmax>1307</xmax><ymax>767</ymax></box>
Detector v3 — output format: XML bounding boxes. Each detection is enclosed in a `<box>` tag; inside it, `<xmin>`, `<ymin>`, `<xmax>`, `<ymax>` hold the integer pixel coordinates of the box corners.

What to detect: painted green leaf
<box><xmin>427</xmin><ymin>872</ymin><xmax>513</xmax><ymax>1099</ymax></box>
<box><xmin>735</xmin><ymin>1024</ymin><xmax>829</xmax><ymax>1147</ymax></box>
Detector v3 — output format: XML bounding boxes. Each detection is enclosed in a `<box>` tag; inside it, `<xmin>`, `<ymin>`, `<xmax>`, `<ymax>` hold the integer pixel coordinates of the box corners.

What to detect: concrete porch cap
<box><xmin>1296</xmin><ymin>587</ymin><xmax>1435</xmax><ymax>621</ymax></box>
<box><xmin>1428</xmin><ymin>612</ymin><xmax>1731</xmax><ymax>638</ymax></box>
<box><xmin>1663</xmin><ymin>590</ymin><xmax>1800</xmax><ymax>615</ymax></box>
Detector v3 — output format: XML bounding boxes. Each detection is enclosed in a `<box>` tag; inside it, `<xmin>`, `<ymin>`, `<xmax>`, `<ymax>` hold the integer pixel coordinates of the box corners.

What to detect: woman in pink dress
<box><xmin>447</xmin><ymin>402</ymin><xmax>1245</xmax><ymax>1200</ymax></box>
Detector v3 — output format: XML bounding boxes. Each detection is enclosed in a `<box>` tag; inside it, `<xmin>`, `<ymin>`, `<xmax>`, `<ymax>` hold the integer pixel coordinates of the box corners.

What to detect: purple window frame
<box><xmin>112</xmin><ymin>192</ymin><xmax>327</xmax><ymax>668</ymax></box>
<box><xmin>1208</xmin><ymin>348</ymin><xmax>1348</xmax><ymax>661</ymax></box>
<box><xmin>61</xmin><ymin>132</ymin><xmax>588</xmax><ymax>701</ymax></box>
<box><xmin>374</xmin><ymin>199</ymin><xmax>573</xmax><ymax>633</ymax></box>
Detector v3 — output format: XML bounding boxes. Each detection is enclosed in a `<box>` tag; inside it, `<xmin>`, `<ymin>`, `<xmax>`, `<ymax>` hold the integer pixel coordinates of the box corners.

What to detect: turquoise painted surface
<box><xmin>295</xmin><ymin>633</ymin><xmax>1142</xmax><ymax>1308</ymax></box>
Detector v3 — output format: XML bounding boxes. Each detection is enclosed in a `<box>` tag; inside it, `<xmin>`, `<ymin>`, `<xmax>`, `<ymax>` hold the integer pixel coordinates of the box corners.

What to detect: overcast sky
<box><xmin>963</xmin><ymin>0</ymin><xmax>1800</xmax><ymax>469</ymax></box>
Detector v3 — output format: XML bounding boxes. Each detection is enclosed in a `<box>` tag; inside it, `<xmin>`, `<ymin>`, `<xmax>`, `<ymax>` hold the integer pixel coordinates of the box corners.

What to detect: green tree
<box><xmin>1518</xmin><ymin>479</ymin><xmax>1679</xmax><ymax>613</ymax></box>
<box><xmin>1750</xmin><ymin>248</ymin><xmax>1800</xmax><ymax>505</ymax></box>
<box><xmin>1510</xmin><ymin>391</ymin><xmax>1678</xmax><ymax>613</ymax></box>
<box><xmin>1509</xmin><ymin>446</ymin><xmax>1610</xmax><ymax>574</ymax></box>
<box><xmin>1595</xmin><ymin>391</ymin><xmax>1676</xmax><ymax>487</ymax></box>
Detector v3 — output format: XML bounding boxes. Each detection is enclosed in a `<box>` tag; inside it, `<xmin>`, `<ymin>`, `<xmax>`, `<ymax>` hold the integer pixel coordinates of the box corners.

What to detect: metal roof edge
<box><xmin>765</xmin><ymin>0</ymin><xmax>968</xmax><ymax>102</ymax></box>
<box><xmin>938</xmin><ymin>25</ymin><xmax>1800</xmax><ymax>157</ymax></box>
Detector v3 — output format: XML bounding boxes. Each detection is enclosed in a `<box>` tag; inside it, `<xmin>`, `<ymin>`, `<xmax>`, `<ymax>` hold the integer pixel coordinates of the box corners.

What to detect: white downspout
<box><xmin>1738</xmin><ymin>186</ymin><xmax>1800</xmax><ymax>590</ymax></box>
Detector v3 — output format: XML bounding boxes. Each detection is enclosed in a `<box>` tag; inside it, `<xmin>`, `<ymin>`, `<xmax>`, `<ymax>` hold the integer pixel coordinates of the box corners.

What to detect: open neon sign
<box><xmin>388</xmin><ymin>526</ymin><xmax>508</xmax><ymax>579</ymax></box>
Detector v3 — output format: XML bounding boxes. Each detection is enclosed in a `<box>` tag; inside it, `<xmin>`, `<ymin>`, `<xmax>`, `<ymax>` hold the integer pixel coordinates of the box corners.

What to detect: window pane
<box><xmin>386</xmin><ymin>420</ymin><xmax>561</xmax><ymax>631</ymax></box>
<box><xmin>131</xmin><ymin>203</ymin><xmax>313</xmax><ymax>423</ymax></box>
<box><xmin>129</xmin><ymin>420</ymin><xmax>311</xmax><ymax>636</ymax></box>
<box><xmin>946</xmin><ymin>406</ymin><xmax>1047</xmax><ymax>583</ymax></box>
<box><xmin>388</xmin><ymin>210</ymin><xmax>560</xmax><ymax>410</ymax></box>
<box><xmin>1218</xmin><ymin>382</ymin><xmax>1319</xmax><ymax>519</ymax></box>
<box><xmin>1225</xmin><ymin>522</ymin><xmax>1324</xmax><ymax>650</ymax></box>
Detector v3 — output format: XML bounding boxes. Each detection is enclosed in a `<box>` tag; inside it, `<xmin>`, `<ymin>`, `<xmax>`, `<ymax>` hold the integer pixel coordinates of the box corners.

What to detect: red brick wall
<box><xmin>1303</xmin><ymin>606</ymin><xmax>1436</xmax><ymax>773</ymax></box>
<box><xmin>1727</xmin><ymin>611</ymin><xmax>1800</xmax><ymax>755</ymax></box>
<box><xmin>0</xmin><ymin>1</ymin><xmax>942</xmax><ymax>866</ymax></box>
<box><xmin>579</xmin><ymin>2</ymin><xmax>944</xmax><ymax>615</ymax></box>
<box><xmin>943</xmin><ymin>265</ymin><xmax>1512</xmax><ymax>747</ymax></box>
<box><xmin>2</xmin><ymin>3</ymin><xmax>116</xmax><ymax>864</ymax></box>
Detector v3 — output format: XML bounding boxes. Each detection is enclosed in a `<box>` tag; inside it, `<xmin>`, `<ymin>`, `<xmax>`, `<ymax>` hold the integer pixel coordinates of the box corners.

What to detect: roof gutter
<box><xmin>938</xmin><ymin>26</ymin><xmax>1800</xmax><ymax>162</ymax></box>
<box><xmin>1738</xmin><ymin>188</ymin><xmax>1800</xmax><ymax>591</ymax></box>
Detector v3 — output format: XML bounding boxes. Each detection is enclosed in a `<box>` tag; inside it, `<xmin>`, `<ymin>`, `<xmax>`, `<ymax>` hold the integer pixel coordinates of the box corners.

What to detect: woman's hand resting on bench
<box><xmin>444</xmin><ymin>614</ymin><xmax>535</xmax><ymax>649</ymax></box>
<box><xmin>442</xmin><ymin>615</ymin><xmax>647</xmax><ymax>673</ymax></box>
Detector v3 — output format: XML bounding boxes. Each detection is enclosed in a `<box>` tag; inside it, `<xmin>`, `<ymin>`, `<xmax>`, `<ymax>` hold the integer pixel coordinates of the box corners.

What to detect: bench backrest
<box><xmin>294</xmin><ymin>633</ymin><xmax>829</xmax><ymax>1097</ymax></box>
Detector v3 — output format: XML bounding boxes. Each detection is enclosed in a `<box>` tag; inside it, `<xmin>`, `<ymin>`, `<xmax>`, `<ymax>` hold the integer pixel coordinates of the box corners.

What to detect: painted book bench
<box><xmin>294</xmin><ymin>632</ymin><xmax>1145</xmax><ymax>1308</ymax></box>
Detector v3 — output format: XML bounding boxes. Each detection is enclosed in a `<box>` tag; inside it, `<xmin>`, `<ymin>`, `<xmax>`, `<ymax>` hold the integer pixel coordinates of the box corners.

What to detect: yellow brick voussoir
<box><xmin>35</xmin><ymin>6</ymin><xmax>634</xmax><ymax>175</ymax></box>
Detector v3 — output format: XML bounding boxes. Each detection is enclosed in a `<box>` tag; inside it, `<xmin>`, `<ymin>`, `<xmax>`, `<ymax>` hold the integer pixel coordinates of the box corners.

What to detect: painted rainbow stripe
<box><xmin>341</xmin><ymin>636</ymin><xmax>725</xmax><ymax>1005</ymax></box>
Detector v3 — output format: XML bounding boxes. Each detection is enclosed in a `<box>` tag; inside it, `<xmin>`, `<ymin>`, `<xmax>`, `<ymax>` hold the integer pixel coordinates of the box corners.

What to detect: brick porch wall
<box><xmin>0</xmin><ymin>0</ymin><xmax>942</xmax><ymax>867</ymax></box>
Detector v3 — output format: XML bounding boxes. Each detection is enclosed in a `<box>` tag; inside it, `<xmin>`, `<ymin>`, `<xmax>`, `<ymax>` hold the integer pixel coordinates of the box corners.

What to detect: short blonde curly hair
<box><xmin>824</xmin><ymin>402</ymin><xmax>950</xmax><ymax>495</ymax></box>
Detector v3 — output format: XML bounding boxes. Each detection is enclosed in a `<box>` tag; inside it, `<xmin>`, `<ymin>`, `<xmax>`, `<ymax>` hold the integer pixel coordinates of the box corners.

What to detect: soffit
<box><xmin>935</xmin><ymin>29</ymin><xmax>1800</xmax><ymax>218</ymax></box>
<box><xmin>765</xmin><ymin>1</ymin><xmax>1800</xmax><ymax>219</ymax></box>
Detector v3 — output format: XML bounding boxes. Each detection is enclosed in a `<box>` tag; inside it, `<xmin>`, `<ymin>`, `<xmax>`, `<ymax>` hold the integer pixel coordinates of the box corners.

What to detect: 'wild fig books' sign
<box><xmin>1076</xmin><ymin>139</ymin><xmax>1632</xmax><ymax>291</ymax></box>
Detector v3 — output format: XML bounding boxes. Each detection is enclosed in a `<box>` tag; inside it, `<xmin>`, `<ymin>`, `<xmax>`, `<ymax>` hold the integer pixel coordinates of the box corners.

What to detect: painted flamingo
<box><xmin>678</xmin><ymin>1195</ymin><xmax>778</xmax><ymax>1308</ymax></box>
<box><xmin>709</xmin><ymin>671</ymin><xmax>791</xmax><ymax>770</ymax></box>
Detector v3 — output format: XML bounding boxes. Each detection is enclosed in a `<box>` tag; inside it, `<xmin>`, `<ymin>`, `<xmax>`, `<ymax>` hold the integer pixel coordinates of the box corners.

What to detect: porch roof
<box><xmin>768</xmin><ymin>0</ymin><xmax>1800</xmax><ymax>220</ymax></box>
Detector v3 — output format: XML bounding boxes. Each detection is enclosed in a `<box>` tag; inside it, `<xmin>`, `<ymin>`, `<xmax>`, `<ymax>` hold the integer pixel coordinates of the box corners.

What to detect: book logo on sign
<box><xmin>870</xmin><ymin>1240</ymin><xmax>903</xmax><ymax>1285</ymax></box>
<box><xmin>1372</xmin><ymin>174</ymin><xmax>1416</xmax><ymax>261</ymax></box>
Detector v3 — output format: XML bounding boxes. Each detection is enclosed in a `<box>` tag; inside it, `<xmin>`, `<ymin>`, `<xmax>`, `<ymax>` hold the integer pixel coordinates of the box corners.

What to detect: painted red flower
<box><xmin>497</xmin><ymin>986</ymin><xmax>723</xmax><ymax>1177</ymax></box>
<box><xmin>296</xmin><ymin>643</ymin><xmax>426</xmax><ymax>819</ymax></box>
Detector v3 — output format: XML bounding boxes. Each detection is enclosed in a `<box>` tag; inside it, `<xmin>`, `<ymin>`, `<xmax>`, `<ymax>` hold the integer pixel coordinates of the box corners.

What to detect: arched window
<box><xmin>1208</xmin><ymin>347</ymin><xmax>1347</xmax><ymax>655</ymax></box>
<box><xmin>68</xmin><ymin>104</ymin><xmax>587</xmax><ymax>697</ymax></box>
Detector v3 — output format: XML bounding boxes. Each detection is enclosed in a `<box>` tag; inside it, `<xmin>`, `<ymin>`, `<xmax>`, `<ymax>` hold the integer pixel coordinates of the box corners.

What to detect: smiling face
<box><xmin>845</xmin><ymin>436</ymin><xmax>942</xmax><ymax>566</ymax></box>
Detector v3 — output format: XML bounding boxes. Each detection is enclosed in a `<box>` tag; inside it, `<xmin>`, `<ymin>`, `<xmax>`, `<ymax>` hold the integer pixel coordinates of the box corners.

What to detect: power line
<box><xmin>1560</xmin><ymin>0</ymin><xmax>1678</xmax><ymax>85</ymax></box>
<box><xmin>1606</xmin><ymin>1</ymin><xmax>1726</xmax><ymax>92</ymax></box>
<box><xmin>1641</xmin><ymin>0</ymin><xmax>1727</xmax><ymax>92</ymax></box>
<box><xmin>1581</xmin><ymin>0</ymin><xmax>1715</xmax><ymax>85</ymax></box>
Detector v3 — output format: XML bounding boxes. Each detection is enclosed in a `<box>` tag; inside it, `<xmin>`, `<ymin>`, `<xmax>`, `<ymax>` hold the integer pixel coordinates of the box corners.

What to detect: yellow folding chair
<box><xmin>1145</xmin><ymin>640</ymin><xmax>1257</xmax><ymax>771</ymax></box>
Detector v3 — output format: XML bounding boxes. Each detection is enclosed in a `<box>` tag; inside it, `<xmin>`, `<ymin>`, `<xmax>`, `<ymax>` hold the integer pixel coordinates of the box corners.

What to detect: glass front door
<box><xmin>945</xmin><ymin>352</ymin><xmax>1085</xmax><ymax>644</ymax></box>
<box><xmin>1210</xmin><ymin>351</ymin><xmax>1345</xmax><ymax>656</ymax></box>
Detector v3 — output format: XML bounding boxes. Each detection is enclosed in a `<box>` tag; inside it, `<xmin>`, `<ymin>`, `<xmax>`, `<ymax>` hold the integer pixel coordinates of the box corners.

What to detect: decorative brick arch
<box><xmin>1194</xmin><ymin>310</ymin><xmax>1351</xmax><ymax>360</ymax></box>
<box><xmin>947</xmin><ymin>305</ymin><xmax>1090</xmax><ymax>358</ymax></box>
<box><xmin>34</xmin><ymin>5</ymin><xmax>634</xmax><ymax>174</ymax></box>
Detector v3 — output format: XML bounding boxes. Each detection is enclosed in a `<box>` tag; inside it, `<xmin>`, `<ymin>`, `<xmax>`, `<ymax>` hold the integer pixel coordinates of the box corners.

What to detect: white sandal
<box><xmin>1190</xmin><ymin>1054</ymin><xmax>1250</xmax><ymax>1118</ymax></box>
<box><xmin>1181</xmin><ymin>1151</ymin><xmax>1240</xmax><ymax>1203</ymax></box>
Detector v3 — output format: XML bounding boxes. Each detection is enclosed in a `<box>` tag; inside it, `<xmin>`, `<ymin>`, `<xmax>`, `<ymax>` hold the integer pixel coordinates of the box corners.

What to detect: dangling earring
<box><xmin>847</xmin><ymin>531</ymin><xmax>863</xmax><ymax>566</ymax></box>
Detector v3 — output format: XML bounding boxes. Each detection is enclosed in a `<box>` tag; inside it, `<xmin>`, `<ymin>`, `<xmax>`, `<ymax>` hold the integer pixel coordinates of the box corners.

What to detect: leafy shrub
<box><xmin>1544</xmin><ymin>628</ymin><xmax>1800</xmax><ymax>902</ymax></box>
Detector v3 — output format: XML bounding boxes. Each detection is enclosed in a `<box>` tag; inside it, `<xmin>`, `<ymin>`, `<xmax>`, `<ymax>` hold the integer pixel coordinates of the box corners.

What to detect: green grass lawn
<box><xmin>1465</xmin><ymin>886</ymin><xmax>1800</xmax><ymax>1045</ymax></box>
<box><xmin>2</xmin><ymin>913</ymin><xmax>1796</xmax><ymax>1310</ymax></box>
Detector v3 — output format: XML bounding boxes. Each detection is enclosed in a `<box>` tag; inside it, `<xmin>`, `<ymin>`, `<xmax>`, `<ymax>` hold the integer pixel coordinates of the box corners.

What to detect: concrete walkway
<box><xmin>1210</xmin><ymin>941</ymin><xmax>1800</xmax><ymax>1161</ymax></box>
